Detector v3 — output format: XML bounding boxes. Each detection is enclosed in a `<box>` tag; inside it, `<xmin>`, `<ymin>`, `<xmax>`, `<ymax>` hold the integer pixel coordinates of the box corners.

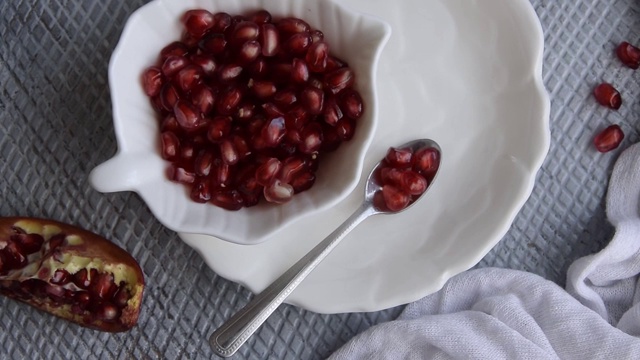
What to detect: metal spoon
<box><xmin>209</xmin><ymin>139</ymin><xmax>441</xmax><ymax>357</ymax></box>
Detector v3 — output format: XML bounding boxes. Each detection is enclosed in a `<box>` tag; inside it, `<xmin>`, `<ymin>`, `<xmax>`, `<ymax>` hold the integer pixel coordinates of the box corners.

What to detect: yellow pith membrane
<box><xmin>0</xmin><ymin>217</ymin><xmax>144</xmax><ymax>332</ymax></box>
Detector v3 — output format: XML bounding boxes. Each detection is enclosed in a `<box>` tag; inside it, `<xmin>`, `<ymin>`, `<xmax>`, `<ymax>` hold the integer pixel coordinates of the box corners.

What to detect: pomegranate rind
<box><xmin>0</xmin><ymin>217</ymin><xmax>145</xmax><ymax>332</ymax></box>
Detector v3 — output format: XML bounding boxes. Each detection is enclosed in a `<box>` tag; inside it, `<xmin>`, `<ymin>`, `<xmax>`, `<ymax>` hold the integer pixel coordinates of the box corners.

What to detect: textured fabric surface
<box><xmin>1</xmin><ymin>0</ymin><xmax>639</xmax><ymax>359</ymax></box>
<box><xmin>329</xmin><ymin>143</ymin><xmax>640</xmax><ymax>360</ymax></box>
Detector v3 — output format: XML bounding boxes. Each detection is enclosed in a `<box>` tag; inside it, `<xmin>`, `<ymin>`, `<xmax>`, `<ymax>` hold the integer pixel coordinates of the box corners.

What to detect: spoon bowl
<box><xmin>210</xmin><ymin>139</ymin><xmax>441</xmax><ymax>357</ymax></box>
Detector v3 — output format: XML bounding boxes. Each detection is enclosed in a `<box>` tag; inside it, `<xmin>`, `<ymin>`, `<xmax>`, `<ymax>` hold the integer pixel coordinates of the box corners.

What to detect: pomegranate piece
<box><xmin>616</xmin><ymin>41</ymin><xmax>640</xmax><ymax>69</ymax></box>
<box><xmin>182</xmin><ymin>9</ymin><xmax>215</xmax><ymax>39</ymax></box>
<box><xmin>593</xmin><ymin>124</ymin><xmax>624</xmax><ymax>153</ymax></box>
<box><xmin>401</xmin><ymin>170</ymin><xmax>428</xmax><ymax>196</ymax></box>
<box><xmin>142</xmin><ymin>9</ymin><xmax>366</xmax><ymax>209</ymax></box>
<box><xmin>593</xmin><ymin>83</ymin><xmax>621</xmax><ymax>110</ymax></box>
<box><xmin>412</xmin><ymin>146</ymin><xmax>440</xmax><ymax>176</ymax></box>
<box><xmin>381</xmin><ymin>185</ymin><xmax>411</xmax><ymax>212</ymax></box>
<box><xmin>0</xmin><ymin>217</ymin><xmax>144</xmax><ymax>332</ymax></box>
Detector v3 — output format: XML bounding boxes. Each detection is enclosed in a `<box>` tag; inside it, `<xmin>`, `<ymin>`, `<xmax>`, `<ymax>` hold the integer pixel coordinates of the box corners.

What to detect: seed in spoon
<box><xmin>375</xmin><ymin>144</ymin><xmax>441</xmax><ymax>211</ymax></box>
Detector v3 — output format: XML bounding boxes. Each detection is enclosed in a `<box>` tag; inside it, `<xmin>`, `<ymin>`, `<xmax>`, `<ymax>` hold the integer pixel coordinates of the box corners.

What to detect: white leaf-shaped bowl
<box><xmin>89</xmin><ymin>0</ymin><xmax>391</xmax><ymax>244</ymax></box>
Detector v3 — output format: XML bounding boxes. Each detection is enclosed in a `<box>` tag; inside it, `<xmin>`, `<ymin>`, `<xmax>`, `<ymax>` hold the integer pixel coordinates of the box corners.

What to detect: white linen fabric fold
<box><xmin>329</xmin><ymin>143</ymin><xmax>640</xmax><ymax>360</ymax></box>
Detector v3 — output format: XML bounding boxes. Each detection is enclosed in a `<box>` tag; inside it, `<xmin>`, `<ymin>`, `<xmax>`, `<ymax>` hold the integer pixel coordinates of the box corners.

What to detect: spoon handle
<box><xmin>209</xmin><ymin>202</ymin><xmax>376</xmax><ymax>357</ymax></box>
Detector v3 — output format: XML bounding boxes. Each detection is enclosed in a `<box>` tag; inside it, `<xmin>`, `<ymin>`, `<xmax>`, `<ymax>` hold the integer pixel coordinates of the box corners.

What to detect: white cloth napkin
<box><xmin>329</xmin><ymin>142</ymin><xmax>640</xmax><ymax>360</ymax></box>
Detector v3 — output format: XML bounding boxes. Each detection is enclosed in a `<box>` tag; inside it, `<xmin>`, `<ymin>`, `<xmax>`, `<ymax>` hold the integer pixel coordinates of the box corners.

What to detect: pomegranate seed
<box><xmin>593</xmin><ymin>124</ymin><xmax>624</xmax><ymax>153</ymax></box>
<box><xmin>310</xmin><ymin>30</ymin><xmax>324</xmax><ymax>43</ymax></box>
<box><xmin>219</xmin><ymin>63</ymin><xmax>243</xmax><ymax>82</ymax></box>
<box><xmin>340</xmin><ymin>89</ymin><xmax>364</xmax><ymax>119</ymax></box>
<box><xmin>255</xmin><ymin>158</ymin><xmax>281</xmax><ymax>186</ymax></box>
<box><xmin>616</xmin><ymin>42</ymin><xmax>640</xmax><ymax>69</ymax></box>
<box><xmin>190</xmin><ymin>54</ymin><xmax>217</xmax><ymax>76</ymax></box>
<box><xmin>263</xmin><ymin>179</ymin><xmax>294</xmax><ymax>203</ymax></box>
<box><xmin>290</xmin><ymin>171</ymin><xmax>316</xmax><ymax>193</ymax></box>
<box><xmin>72</xmin><ymin>269</ymin><xmax>91</xmax><ymax>289</ymax></box>
<box><xmin>160</xmin><ymin>41</ymin><xmax>189</xmax><ymax>61</ymax></box>
<box><xmin>170</xmin><ymin>166</ymin><xmax>196</xmax><ymax>184</ymax></box>
<box><xmin>142</xmin><ymin>67</ymin><xmax>163</xmax><ymax>97</ymax></box>
<box><xmin>50</xmin><ymin>269</ymin><xmax>71</xmax><ymax>285</ymax></box>
<box><xmin>182</xmin><ymin>9</ymin><xmax>215</xmax><ymax>39</ymax></box>
<box><xmin>112</xmin><ymin>286</ymin><xmax>131</xmax><ymax>308</ymax></box>
<box><xmin>194</xmin><ymin>150</ymin><xmax>214</xmax><ymax>176</ymax></box>
<box><xmin>379</xmin><ymin>167</ymin><xmax>404</xmax><ymax>187</ymax></box>
<box><xmin>285</xmin><ymin>105</ymin><xmax>309</xmax><ymax>129</ymax></box>
<box><xmin>250</xmin><ymin>10</ymin><xmax>272</xmax><ymax>25</ymax></box>
<box><xmin>199</xmin><ymin>33</ymin><xmax>228</xmax><ymax>55</ymax></box>
<box><xmin>211</xmin><ymin>190</ymin><xmax>244</xmax><ymax>210</ymax></box>
<box><xmin>179</xmin><ymin>141</ymin><xmax>195</xmax><ymax>161</ymax></box>
<box><xmin>262</xmin><ymin>102</ymin><xmax>285</xmax><ymax>118</ymax></box>
<box><xmin>301</xmin><ymin>86</ymin><xmax>324</xmax><ymax>115</ymax></box>
<box><xmin>231</xmin><ymin>15</ymin><xmax>247</xmax><ymax>26</ymax></box>
<box><xmin>251</xmin><ymin>80</ymin><xmax>277</xmax><ymax>99</ymax></box>
<box><xmin>190</xmin><ymin>178</ymin><xmax>212</xmax><ymax>202</ymax></box>
<box><xmin>216</xmin><ymin>86</ymin><xmax>243</xmax><ymax>115</ymax></box>
<box><xmin>323</xmin><ymin>96</ymin><xmax>343</xmax><ymax>126</ymax></box>
<box><xmin>174</xmin><ymin>100</ymin><xmax>203</xmax><ymax>131</ymax></box>
<box><xmin>191</xmin><ymin>85</ymin><xmax>216</xmax><ymax>114</ymax></box>
<box><xmin>238</xmin><ymin>40</ymin><xmax>261</xmax><ymax>64</ymax></box>
<box><xmin>260</xmin><ymin>23</ymin><xmax>279</xmax><ymax>56</ymax></box>
<box><xmin>219</xmin><ymin>138</ymin><xmax>239</xmax><ymax>165</ymax></box>
<box><xmin>247</xmin><ymin>116</ymin><xmax>266</xmax><ymax>135</ymax></box>
<box><xmin>160</xmin><ymin>131</ymin><xmax>180</xmax><ymax>160</ymax></box>
<box><xmin>160</xmin><ymin>83</ymin><xmax>180</xmax><ymax>112</ymax></box>
<box><xmin>285</xmin><ymin>128</ymin><xmax>302</xmax><ymax>144</ymax></box>
<box><xmin>212</xmin><ymin>160</ymin><xmax>233</xmax><ymax>187</ymax></box>
<box><xmin>593</xmin><ymin>83</ymin><xmax>621</xmax><ymax>110</ymax></box>
<box><xmin>261</xmin><ymin>117</ymin><xmax>286</xmax><ymax>147</ymax></box>
<box><xmin>150</xmin><ymin>95</ymin><xmax>165</xmax><ymax>113</ymax></box>
<box><xmin>212</xmin><ymin>12</ymin><xmax>232</xmax><ymax>33</ymax></box>
<box><xmin>401</xmin><ymin>170</ymin><xmax>428</xmax><ymax>195</ymax></box>
<box><xmin>324</xmin><ymin>67</ymin><xmax>355</xmax><ymax>94</ymax></box>
<box><xmin>335</xmin><ymin>117</ymin><xmax>356</xmax><ymax>141</ymax></box>
<box><xmin>305</xmin><ymin>41</ymin><xmax>329</xmax><ymax>73</ymax></box>
<box><xmin>278</xmin><ymin>156</ymin><xmax>307</xmax><ymax>183</ymax></box>
<box><xmin>285</xmin><ymin>32</ymin><xmax>312</xmax><ymax>54</ymax></box>
<box><xmin>320</xmin><ymin>125</ymin><xmax>342</xmax><ymax>152</ymax></box>
<box><xmin>381</xmin><ymin>185</ymin><xmax>411</xmax><ymax>211</ymax></box>
<box><xmin>232</xmin><ymin>21</ymin><xmax>260</xmax><ymax>44</ymax></box>
<box><xmin>248</xmin><ymin>58</ymin><xmax>268</xmax><ymax>77</ymax></box>
<box><xmin>291</xmin><ymin>58</ymin><xmax>309</xmax><ymax>84</ymax></box>
<box><xmin>412</xmin><ymin>146</ymin><xmax>440</xmax><ymax>176</ymax></box>
<box><xmin>11</xmin><ymin>233</ymin><xmax>44</xmax><ymax>255</ymax></box>
<box><xmin>308</xmin><ymin>77</ymin><xmax>324</xmax><ymax>90</ymax></box>
<box><xmin>207</xmin><ymin>116</ymin><xmax>232</xmax><ymax>142</ymax></box>
<box><xmin>161</xmin><ymin>55</ymin><xmax>189</xmax><ymax>77</ymax></box>
<box><xmin>274</xmin><ymin>89</ymin><xmax>298</xmax><ymax>108</ymax></box>
<box><xmin>180</xmin><ymin>30</ymin><xmax>200</xmax><ymax>49</ymax></box>
<box><xmin>299</xmin><ymin>123</ymin><xmax>323</xmax><ymax>154</ymax></box>
<box><xmin>89</xmin><ymin>272</ymin><xmax>116</xmax><ymax>300</ymax></box>
<box><xmin>385</xmin><ymin>147</ymin><xmax>413</xmax><ymax>168</ymax></box>
<box><xmin>277</xmin><ymin>18</ymin><xmax>310</xmax><ymax>35</ymax></box>
<box><xmin>232</xmin><ymin>134</ymin><xmax>252</xmax><ymax>159</ymax></box>
<box><xmin>96</xmin><ymin>303</ymin><xmax>121</xmax><ymax>322</ymax></box>
<box><xmin>174</xmin><ymin>65</ymin><xmax>203</xmax><ymax>93</ymax></box>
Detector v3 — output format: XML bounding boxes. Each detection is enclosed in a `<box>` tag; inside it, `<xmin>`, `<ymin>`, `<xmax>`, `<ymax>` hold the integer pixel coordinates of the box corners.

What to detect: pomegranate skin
<box><xmin>0</xmin><ymin>217</ymin><xmax>145</xmax><ymax>332</ymax></box>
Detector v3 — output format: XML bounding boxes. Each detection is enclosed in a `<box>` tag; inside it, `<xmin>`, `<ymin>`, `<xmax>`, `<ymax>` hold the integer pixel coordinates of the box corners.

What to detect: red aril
<box><xmin>291</xmin><ymin>58</ymin><xmax>310</xmax><ymax>84</ymax></box>
<box><xmin>381</xmin><ymin>185</ymin><xmax>411</xmax><ymax>212</ymax></box>
<box><xmin>276</xmin><ymin>18</ymin><xmax>310</xmax><ymax>35</ymax></box>
<box><xmin>161</xmin><ymin>56</ymin><xmax>189</xmax><ymax>77</ymax></box>
<box><xmin>182</xmin><ymin>9</ymin><xmax>215</xmax><ymax>39</ymax></box>
<box><xmin>174</xmin><ymin>65</ymin><xmax>203</xmax><ymax>93</ymax></box>
<box><xmin>160</xmin><ymin>131</ymin><xmax>180</xmax><ymax>160</ymax></box>
<box><xmin>212</xmin><ymin>12</ymin><xmax>232</xmax><ymax>33</ymax></box>
<box><xmin>310</xmin><ymin>30</ymin><xmax>324</xmax><ymax>43</ymax></box>
<box><xmin>190</xmin><ymin>54</ymin><xmax>217</xmax><ymax>76</ymax></box>
<box><xmin>194</xmin><ymin>150</ymin><xmax>214</xmax><ymax>176</ymax></box>
<box><xmin>412</xmin><ymin>146</ymin><xmax>440</xmax><ymax>176</ymax></box>
<box><xmin>259</xmin><ymin>23</ymin><xmax>279</xmax><ymax>56</ymax></box>
<box><xmin>211</xmin><ymin>190</ymin><xmax>244</xmax><ymax>211</ymax></box>
<box><xmin>238</xmin><ymin>40</ymin><xmax>261</xmax><ymax>65</ymax></box>
<box><xmin>306</xmin><ymin>41</ymin><xmax>329</xmax><ymax>73</ymax></box>
<box><xmin>593</xmin><ymin>83</ymin><xmax>621</xmax><ymax>110</ymax></box>
<box><xmin>263</xmin><ymin>179</ymin><xmax>294</xmax><ymax>203</ymax></box>
<box><xmin>262</xmin><ymin>102</ymin><xmax>285</xmax><ymax>118</ymax></box>
<box><xmin>323</xmin><ymin>96</ymin><xmax>343</xmax><ymax>126</ymax></box>
<box><xmin>256</xmin><ymin>158</ymin><xmax>282</xmax><ymax>186</ymax></box>
<box><xmin>290</xmin><ymin>171</ymin><xmax>316</xmax><ymax>193</ymax></box>
<box><xmin>335</xmin><ymin>117</ymin><xmax>356</xmax><ymax>141</ymax></box>
<box><xmin>216</xmin><ymin>86</ymin><xmax>243</xmax><ymax>115</ymax></box>
<box><xmin>160</xmin><ymin>41</ymin><xmax>189</xmax><ymax>61</ymax></box>
<box><xmin>324</xmin><ymin>67</ymin><xmax>355</xmax><ymax>94</ymax></box>
<box><xmin>299</xmin><ymin>123</ymin><xmax>323</xmax><ymax>154</ymax></box>
<box><xmin>401</xmin><ymin>170</ymin><xmax>428</xmax><ymax>196</ymax></box>
<box><xmin>173</xmin><ymin>100</ymin><xmax>203</xmax><ymax>131</ymax></box>
<box><xmin>250</xmin><ymin>10</ymin><xmax>272</xmax><ymax>25</ymax></box>
<box><xmin>190</xmin><ymin>178</ymin><xmax>212</xmax><ymax>202</ymax></box>
<box><xmin>278</xmin><ymin>156</ymin><xmax>307</xmax><ymax>183</ymax></box>
<box><xmin>284</xmin><ymin>33</ymin><xmax>312</xmax><ymax>55</ymax></box>
<box><xmin>142</xmin><ymin>67</ymin><xmax>163</xmax><ymax>97</ymax></box>
<box><xmin>232</xmin><ymin>21</ymin><xmax>260</xmax><ymax>44</ymax></box>
<box><xmin>273</xmin><ymin>89</ymin><xmax>298</xmax><ymax>108</ymax></box>
<box><xmin>207</xmin><ymin>116</ymin><xmax>232</xmax><ymax>142</ymax></box>
<box><xmin>616</xmin><ymin>42</ymin><xmax>640</xmax><ymax>69</ymax></box>
<box><xmin>261</xmin><ymin>117</ymin><xmax>286</xmax><ymax>147</ymax></box>
<box><xmin>593</xmin><ymin>124</ymin><xmax>624</xmax><ymax>153</ymax></box>
<box><xmin>219</xmin><ymin>138</ymin><xmax>240</xmax><ymax>165</ymax></box>
<box><xmin>340</xmin><ymin>89</ymin><xmax>364</xmax><ymax>119</ymax></box>
<box><xmin>251</xmin><ymin>80</ymin><xmax>277</xmax><ymax>99</ymax></box>
<box><xmin>212</xmin><ymin>160</ymin><xmax>232</xmax><ymax>188</ymax></box>
<box><xmin>160</xmin><ymin>83</ymin><xmax>180</xmax><ymax>112</ymax></box>
<box><xmin>199</xmin><ymin>33</ymin><xmax>228</xmax><ymax>55</ymax></box>
<box><xmin>219</xmin><ymin>63</ymin><xmax>243</xmax><ymax>82</ymax></box>
<box><xmin>301</xmin><ymin>86</ymin><xmax>324</xmax><ymax>115</ymax></box>
<box><xmin>191</xmin><ymin>85</ymin><xmax>216</xmax><ymax>115</ymax></box>
<box><xmin>170</xmin><ymin>166</ymin><xmax>196</xmax><ymax>184</ymax></box>
<box><xmin>385</xmin><ymin>147</ymin><xmax>412</xmax><ymax>168</ymax></box>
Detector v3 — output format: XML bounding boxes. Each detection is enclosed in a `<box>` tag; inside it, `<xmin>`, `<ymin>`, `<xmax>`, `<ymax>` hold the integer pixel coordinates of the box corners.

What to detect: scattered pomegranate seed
<box><xmin>593</xmin><ymin>83</ymin><xmax>621</xmax><ymax>110</ymax></box>
<box><xmin>616</xmin><ymin>42</ymin><xmax>640</xmax><ymax>69</ymax></box>
<box><xmin>142</xmin><ymin>9</ymin><xmax>365</xmax><ymax>209</ymax></box>
<box><xmin>593</xmin><ymin>124</ymin><xmax>624</xmax><ymax>153</ymax></box>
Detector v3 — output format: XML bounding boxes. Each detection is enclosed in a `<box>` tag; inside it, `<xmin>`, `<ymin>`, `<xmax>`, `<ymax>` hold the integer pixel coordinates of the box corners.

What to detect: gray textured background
<box><xmin>1</xmin><ymin>0</ymin><xmax>638</xmax><ymax>358</ymax></box>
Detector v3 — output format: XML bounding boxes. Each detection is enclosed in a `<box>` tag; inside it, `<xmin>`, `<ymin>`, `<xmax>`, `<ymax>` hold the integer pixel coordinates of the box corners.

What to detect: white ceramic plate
<box><xmin>181</xmin><ymin>0</ymin><xmax>550</xmax><ymax>313</ymax></box>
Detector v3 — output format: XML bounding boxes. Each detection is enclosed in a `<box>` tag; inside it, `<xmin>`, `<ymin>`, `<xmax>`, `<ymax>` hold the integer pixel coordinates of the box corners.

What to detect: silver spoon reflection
<box><xmin>209</xmin><ymin>139</ymin><xmax>441</xmax><ymax>357</ymax></box>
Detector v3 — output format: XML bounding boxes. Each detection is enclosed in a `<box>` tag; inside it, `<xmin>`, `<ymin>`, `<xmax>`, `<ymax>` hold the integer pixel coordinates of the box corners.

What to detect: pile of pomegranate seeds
<box><xmin>590</xmin><ymin>40</ymin><xmax>638</xmax><ymax>153</ymax></box>
<box><xmin>0</xmin><ymin>217</ymin><xmax>144</xmax><ymax>332</ymax></box>
<box><xmin>141</xmin><ymin>9</ymin><xmax>365</xmax><ymax>210</ymax></box>
<box><xmin>373</xmin><ymin>145</ymin><xmax>440</xmax><ymax>212</ymax></box>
